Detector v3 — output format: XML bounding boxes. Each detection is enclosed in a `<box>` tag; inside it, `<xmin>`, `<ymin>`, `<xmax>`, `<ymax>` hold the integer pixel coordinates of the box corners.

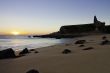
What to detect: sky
<box><xmin>0</xmin><ymin>0</ymin><xmax>110</xmax><ymax>35</ymax></box>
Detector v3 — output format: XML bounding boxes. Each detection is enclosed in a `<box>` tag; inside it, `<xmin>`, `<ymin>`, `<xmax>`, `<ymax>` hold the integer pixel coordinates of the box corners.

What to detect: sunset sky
<box><xmin>0</xmin><ymin>0</ymin><xmax>110</xmax><ymax>35</ymax></box>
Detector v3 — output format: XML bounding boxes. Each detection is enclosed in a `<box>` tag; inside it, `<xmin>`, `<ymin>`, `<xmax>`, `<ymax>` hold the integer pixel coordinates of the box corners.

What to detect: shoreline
<box><xmin>0</xmin><ymin>34</ymin><xmax>110</xmax><ymax>73</ymax></box>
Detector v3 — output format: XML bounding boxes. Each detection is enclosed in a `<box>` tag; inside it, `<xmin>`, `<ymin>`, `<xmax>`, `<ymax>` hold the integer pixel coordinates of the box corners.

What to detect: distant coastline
<box><xmin>33</xmin><ymin>16</ymin><xmax>110</xmax><ymax>39</ymax></box>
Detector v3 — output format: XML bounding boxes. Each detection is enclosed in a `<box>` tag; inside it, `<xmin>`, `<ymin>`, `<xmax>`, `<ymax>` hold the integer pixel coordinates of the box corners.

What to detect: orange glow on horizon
<box><xmin>11</xmin><ymin>31</ymin><xmax>20</xmax><ymax>35</ymax></box>
<box><xmin>0</xmin><ymin>29</ymin><xmax>56</xmax><ymax>35</ymax></box>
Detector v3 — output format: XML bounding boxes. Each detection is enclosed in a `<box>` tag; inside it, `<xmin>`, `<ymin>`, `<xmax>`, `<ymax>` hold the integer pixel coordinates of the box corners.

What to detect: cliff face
<box><xmin>60</xmin><ymin>23</ymin><xmax>96</xmax><ymax>34</ymax></box>
<box><xmin>33</xmin><ymin>16</ymin><xmax>108</xmax><ymax>38</ymax></box>
<box><xmin>105</xmin><ymin>25</ymin><xmax>110</xmax><ymax>33</ymax></box>
<box><xmin>59</xmin><ymin>16</ymin><xmax>105</xmax><ymax>34</ymax></box>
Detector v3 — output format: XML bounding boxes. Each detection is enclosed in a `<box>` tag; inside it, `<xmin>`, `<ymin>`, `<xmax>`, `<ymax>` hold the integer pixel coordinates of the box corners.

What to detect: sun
<box><xmin>11</xmin><ymin>31</ymin><xmax>20</xmax><ymax>35</ymax></box>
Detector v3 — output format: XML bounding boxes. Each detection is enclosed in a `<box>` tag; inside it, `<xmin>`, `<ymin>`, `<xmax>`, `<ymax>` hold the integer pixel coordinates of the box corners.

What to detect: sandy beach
<box><xmin>0</xmin><ymin>34</ymin><xmax>110</xmax><ymax>73</ymax></box>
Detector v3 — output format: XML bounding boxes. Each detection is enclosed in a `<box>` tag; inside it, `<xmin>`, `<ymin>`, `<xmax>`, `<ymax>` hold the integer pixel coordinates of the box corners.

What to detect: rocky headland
<box><xmin>33</xmin><ymin>16</ymin><xmax>110</xmax><ymax>38</ymax></box>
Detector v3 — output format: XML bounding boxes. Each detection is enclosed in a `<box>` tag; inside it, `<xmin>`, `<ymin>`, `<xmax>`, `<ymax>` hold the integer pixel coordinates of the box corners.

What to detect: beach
<box><xmin>0</xmin><ymin>34</ymin><xmax>110</xmax><ymax>73</ymax></box>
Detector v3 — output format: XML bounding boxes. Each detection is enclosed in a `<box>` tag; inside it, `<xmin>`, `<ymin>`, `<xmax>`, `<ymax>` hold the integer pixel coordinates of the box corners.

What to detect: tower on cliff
<box><xmin>94</xmin><ymin>16</ymin><xmax>105</xmax><ymax>32</ymax></box>
<box><xmin>94</xmin><ymin>16</ymin><xmax>99</xmax><ymax>31</ymax></box>
<box><xmin>94</xmin><ymin>16</ymin><xmax>98</xmax><ymax>23</ymax></box>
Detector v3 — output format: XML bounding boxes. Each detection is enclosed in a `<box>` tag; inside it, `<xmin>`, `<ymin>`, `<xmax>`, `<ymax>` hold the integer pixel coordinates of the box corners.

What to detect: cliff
<box><xmin>59</xmin><ymin>16</ymin><xmax>105</xmax><ymax>34</ymax></box>
<box><xmin>33</xmin><ymin>16</ymin><xmax>110</xmax><ymax>38</ymax></box>
<box><xmin>105</xmin><ymin>25</ymin><xmax>110</xmax><ymax>33</ymax></box>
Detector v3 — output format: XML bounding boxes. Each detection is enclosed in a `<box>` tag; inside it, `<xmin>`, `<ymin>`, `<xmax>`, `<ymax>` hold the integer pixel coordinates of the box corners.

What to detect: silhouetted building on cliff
<box><xmin>60</xmin><ymin>16</ymin><xmax>105</xmax><ymax>34</ymax></box>
<box><xmin>33</xmin><ymin>16</ymin><xmax>110</xmax><ymax>38</ymax></box>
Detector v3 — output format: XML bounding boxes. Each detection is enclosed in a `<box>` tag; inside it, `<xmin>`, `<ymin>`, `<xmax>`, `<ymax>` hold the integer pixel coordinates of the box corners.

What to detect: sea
<box><xmin>0</xmin><ymin>35</ymin><xmax>73</xmax><ymax>51</ymax></box>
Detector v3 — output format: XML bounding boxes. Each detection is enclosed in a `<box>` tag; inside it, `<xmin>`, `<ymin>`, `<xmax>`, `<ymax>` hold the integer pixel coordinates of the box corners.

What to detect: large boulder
<box><xmin>0</xmin><ymin>48</ymin><xmax>16</xmax><ymax>59</ymax></box>
<box><xmin>19</xmin><ymin>48</ymin><xmax>29</xmax><ymax>55</ymax></box>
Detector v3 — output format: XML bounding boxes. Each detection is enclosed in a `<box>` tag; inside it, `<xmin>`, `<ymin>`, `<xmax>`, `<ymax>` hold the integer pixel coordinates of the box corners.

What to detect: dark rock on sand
<box><xmin>30</xmin><ymin>49</ymin><xmax>36</xmax><ymax>51</ymax></box>
<box><xmin>79</xmin><ymin>44</ymin><xmax>85</xmax><ymax>47</ymax></box>
<box><xmin>65</xmin><ymin>44</ymin><xmax>70</xmax><ymax>46</ymax></box>
<box><xmin>75</xmin><ymin>40</ymin><xmax>86</xmax><ymax>44</ymax></box>
<box><xmin>26</xmin><ymin>69</ymin><xmax>39</xmax><ymax>73</ymax></box>
<box><xmin>34</xmin><ymin>51</ymin><xmax>39</xmax><ymax>53</ymax></box>
<box><xmin>0</xmin><ymin>48</ymin><xmax>16</xmax><ymax>59</ymax></box>
<box><xmin>62</xmin><ymin>49</ymin><xmax>71</xmax><ymax>54</ymax></box>
<box><xmin>102</xmin><ymin>36</ymin><xmax>107</xmax><ymax>40</ymax></box>
<box><xmin>83</xmin><ymin>47</ymin><xmax>94</xmax><ymax>50</ymax></box>
<box><xmin>19</xmin><ymin>48</ymin><xmax>29</xmax><ymax>55</ymax></box>
<box><xmin>101</xmin><ymin>40</ymin><xmax>110</xmax><ymax>45</ymax></box>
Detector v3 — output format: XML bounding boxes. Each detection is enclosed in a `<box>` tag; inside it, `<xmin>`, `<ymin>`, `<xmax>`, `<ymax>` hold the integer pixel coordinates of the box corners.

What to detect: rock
<box><xmin>0</xmin><ymin>48</ymin><xmax>16</xmax><ymax>59</ymax></box>
<box><xmin>79</xmin><ymin>44</ymin><xmax>85</xmax><ymax>47</ymax></box>
<box><xmin>19</xmin><ymin>48</ymin><xmax>29</xmax><ymax>55</ymax></box>
<box><xmin>102</xmin><ymin>36</ymin><xmax>107</xmax><ymax>40</ymax></box>
<box><xmin>101</xmin><ymin>40</ymin><xmax>110</xmax><ymax>45</ymax></box>
<box><xmin>65</xmin><ymin>44</ymin><xmax>70</xmax><ymax>46</ymax></box>
<box><xmin>26</xmin><ymin>69</ymin><xmax>39</xmax><ymax>73</ymax></box>
<box><xmin>30</xmin><ymin>49</ymin><xmax>35</xmax><ymax>51</ymax></box>
<box><xmin>75</xmin><ymin>40</ymin><xmax>86</xmax><ymax>44</ymax></box>
<box><xmin>56</xmin><ymin>37</ymin><xmax>61</xmax><ymax>39</ymax></box>
<box><xmin>34</xmin><ymin>51</ymin><xmax>39</xmax><ymax>53</ymax></box>
<box><xmin>83</xmin><ymin>47</ymin><xmax>94</xmax><ymax>50</ymax></box>
<box><xmin>62</xmin><ymin>49</ymin><xmax>71</xmax><ymax>54</ymax></box>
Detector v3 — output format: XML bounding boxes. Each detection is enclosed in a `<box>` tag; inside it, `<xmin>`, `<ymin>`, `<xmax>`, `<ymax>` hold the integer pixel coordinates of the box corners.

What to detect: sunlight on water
<box><xmin>0</xmin><ymin>36</ymin><xmax>72</xmax><ymax>51</ymax></box>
